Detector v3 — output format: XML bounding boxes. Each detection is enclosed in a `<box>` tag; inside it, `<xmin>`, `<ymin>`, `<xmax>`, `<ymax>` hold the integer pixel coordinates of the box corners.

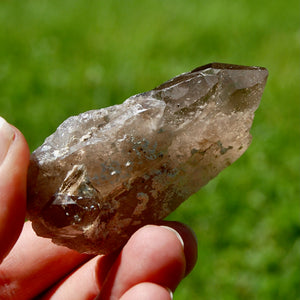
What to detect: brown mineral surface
<box><xmin>27</xmin><ymin>63</ymin><xmax>268</xmax><ymax>254</ymax></box>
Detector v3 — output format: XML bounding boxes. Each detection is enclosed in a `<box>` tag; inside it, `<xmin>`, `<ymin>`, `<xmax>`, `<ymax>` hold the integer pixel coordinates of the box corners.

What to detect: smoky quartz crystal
<box><xmin>27</xmin><ymin>63</ymin><xmax>268</xmax><ymax>254</ymax></box>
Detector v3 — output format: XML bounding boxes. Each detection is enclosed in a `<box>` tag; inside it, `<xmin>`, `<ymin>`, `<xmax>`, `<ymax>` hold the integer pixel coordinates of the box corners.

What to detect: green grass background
<box><xmin>0</xmin><ymin>0</ymin><xmax>299</xmax><ymax>299</ymax></box>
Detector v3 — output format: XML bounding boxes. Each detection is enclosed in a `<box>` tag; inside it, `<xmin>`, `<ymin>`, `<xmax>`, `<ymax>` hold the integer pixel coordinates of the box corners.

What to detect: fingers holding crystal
<box><xmin>98</xmin><ymin>223</ymin><xmax>197</xmax><ymax>299</ymax></box>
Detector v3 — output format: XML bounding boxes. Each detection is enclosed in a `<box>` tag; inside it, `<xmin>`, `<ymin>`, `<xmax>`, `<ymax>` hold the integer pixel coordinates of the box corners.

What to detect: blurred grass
<box><xmin>0</xmin><ymin>0</ymin><xmax>299</xmax><ymax>299</ymax></box>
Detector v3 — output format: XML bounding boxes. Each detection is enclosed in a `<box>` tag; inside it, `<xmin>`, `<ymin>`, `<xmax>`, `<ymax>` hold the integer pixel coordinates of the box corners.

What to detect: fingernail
<box><xmin>165</xmin><ymin>286</ymin><xmax>174</xmax><ymax>299</ymax></box>
<box><xmin>160</xmin><ymin>225</ymin><xmax>184</xmax><ymax>249</ymax></box>
<box><xmin>0</xmin><ymin>117</ymin><xmax>15</xmax><ymax>165</ymax></box>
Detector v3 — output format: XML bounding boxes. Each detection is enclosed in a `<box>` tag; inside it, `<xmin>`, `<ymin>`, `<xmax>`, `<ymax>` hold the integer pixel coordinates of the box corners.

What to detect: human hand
<box><xmin>0</xmin><ymin>117</ymin><xmax>198</xmax><ymax>300</ymax></box>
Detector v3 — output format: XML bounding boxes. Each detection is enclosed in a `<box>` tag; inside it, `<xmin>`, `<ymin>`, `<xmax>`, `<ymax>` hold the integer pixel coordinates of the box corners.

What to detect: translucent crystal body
<box><xmin>27</xmin><ymin>63</ymin><xmax>268</xmax><ymax>254</ymax></box>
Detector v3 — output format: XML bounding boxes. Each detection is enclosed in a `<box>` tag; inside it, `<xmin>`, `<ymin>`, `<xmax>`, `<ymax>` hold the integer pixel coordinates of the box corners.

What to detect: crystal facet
<box><xmin>27</xmin><ymin>63</ymin><xmax>268</xmax><ymax>254</ymax></box>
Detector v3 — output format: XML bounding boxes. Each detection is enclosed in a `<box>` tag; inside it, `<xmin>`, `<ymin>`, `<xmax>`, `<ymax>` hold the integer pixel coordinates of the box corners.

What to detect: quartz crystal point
<box><xmin>27</xmin><ymin>63</ymin><xmax>268</xmax><ymax>254</ymax></box>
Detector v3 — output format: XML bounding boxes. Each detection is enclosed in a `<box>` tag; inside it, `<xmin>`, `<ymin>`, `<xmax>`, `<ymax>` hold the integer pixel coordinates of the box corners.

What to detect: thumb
<box><xmin>0</xmin><ymin>117</ymin><xmax>30</xmax><ymax>262</ymax></box>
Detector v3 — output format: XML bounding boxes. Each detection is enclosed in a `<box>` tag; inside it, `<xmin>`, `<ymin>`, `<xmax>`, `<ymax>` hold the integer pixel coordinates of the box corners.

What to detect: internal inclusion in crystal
<box><xmin>41</xmin><ymin>194</ymin><xmax>101</xmax><ymax>228</ymax></box>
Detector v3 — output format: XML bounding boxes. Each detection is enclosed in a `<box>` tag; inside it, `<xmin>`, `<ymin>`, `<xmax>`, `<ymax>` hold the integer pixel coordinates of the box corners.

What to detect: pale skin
<box><xmin>0</xmin><ymin>117</ymin><xmax>198</xmax><ymax>300</ymax></box>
